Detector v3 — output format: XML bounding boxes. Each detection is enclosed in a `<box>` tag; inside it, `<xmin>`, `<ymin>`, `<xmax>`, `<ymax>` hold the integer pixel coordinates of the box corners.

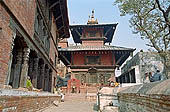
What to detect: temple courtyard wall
<box><xmin>97</xmin><ymin>79</ymin><xmax>170</xmax><ymax>112</ymax></box>
<box><xmin>0</xmin><ymin>89</ymin><xmax>61</xmax><ymax>112</ymax></box>
<box><xmin>117</xmin><ymin>79</ymin><xmax>170</xmax><ymax>112</ymax></box>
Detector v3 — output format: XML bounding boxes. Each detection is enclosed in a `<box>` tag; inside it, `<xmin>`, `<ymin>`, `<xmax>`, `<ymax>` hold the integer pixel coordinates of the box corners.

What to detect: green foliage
<box><xmin>115</xmin><ymin>0</ymin><xmax>169</xmax><ymax>52</ymax></box>
<box><xmin>114</xmin><ymin>0</ymin><xmax>170</xmax><ymax>78</ymax></box>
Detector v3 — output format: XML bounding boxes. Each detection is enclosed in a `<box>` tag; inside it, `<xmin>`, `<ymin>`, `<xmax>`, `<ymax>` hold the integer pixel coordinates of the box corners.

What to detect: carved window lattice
<box><xmin>34</xmin><ymin>7</ymin><xmax>51</xmax><ymax>53</ymax></box>
<box><xmin>85</xmin><ymin>56</ymin><xmax>100</xmax><ymax>65</ymax></box>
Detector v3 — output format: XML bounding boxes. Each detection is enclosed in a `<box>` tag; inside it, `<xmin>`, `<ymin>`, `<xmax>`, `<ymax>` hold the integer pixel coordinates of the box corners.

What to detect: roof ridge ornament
<box><xmin>87</xmin><ymin>10</ymin><xmax>98</xmax><ymax>25</ymax></box>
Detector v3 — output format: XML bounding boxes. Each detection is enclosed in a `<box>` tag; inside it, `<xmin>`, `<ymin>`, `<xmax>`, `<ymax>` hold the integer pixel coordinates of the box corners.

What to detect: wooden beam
<box><xmin>61</xmin><ymin>54</ymin><xmax>71</xmax><ymax>65</ymax></box>
<box><xmin>75</xmin><ymin>29</ymin><xmax>82</xmax><ymax>37</ymax></box>
<box><xmin>104</xmin><ymin>27</ymin><xmax>112</xmax><ymax>37</ymax></box>
<box><xmin>49</xmin><ymin>1</ymin><xmax>60</xmax><ymax>10</ymax></box>
<box><xmin>60</xmin><ymin>34</ymin><xmax>65</xmax><ymax>38</ymax></box>
<box><xmin>58</xmin><ymin>26</ymin><xmax>64</xmax><ymax>31</ymax></box>
<box><xmin>55</xmin><ymin>15</ymin><xmax>62</xmax><ymax>21</ymax></box>
<box><xmin>115</xmin><ymin>52</ymin><xmax>127</xmax><ymax>65</ymax></box>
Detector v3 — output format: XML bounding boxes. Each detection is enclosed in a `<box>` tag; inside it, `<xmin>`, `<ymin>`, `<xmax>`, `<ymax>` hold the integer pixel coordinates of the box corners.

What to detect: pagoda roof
<box><xmin>58</xmin><ymin>45</ymin><xmax>135</xmax><ymax>67</ymax></box>
<box><xmin>58</xmin><ymin>45</ymin><xmax>134</xmax><ymax>51</ymax></box>
<box><xmin>70</xmin><ymin>23</ymin><xmax>118</xmax><ymax>43</ymax></box>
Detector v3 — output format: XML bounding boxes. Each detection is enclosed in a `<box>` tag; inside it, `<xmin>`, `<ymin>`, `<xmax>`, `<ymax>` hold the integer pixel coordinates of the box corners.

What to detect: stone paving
<box><xmin>41</xmin><ymin>94</ymin><xmax>96</xmax><ymax>112</ymax></box>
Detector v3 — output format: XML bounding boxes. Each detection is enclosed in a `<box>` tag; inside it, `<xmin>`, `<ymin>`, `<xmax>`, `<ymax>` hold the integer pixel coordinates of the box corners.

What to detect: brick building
<box><xmin>0</xmin><ymin>0</ymin><xmax>69</xmax><ymax>92</ymax></box>
<box><xmin>58</xmin><ymin>10</ymin><xmax>135</xmax><ymax>93</ymax></box>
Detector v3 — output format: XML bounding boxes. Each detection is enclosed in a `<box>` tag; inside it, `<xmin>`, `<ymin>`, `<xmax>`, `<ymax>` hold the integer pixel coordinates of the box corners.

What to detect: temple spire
<box><xmin>87</xmin><ymin>10</ymin><xmax>98</xmax><ymax>25</ymax></box>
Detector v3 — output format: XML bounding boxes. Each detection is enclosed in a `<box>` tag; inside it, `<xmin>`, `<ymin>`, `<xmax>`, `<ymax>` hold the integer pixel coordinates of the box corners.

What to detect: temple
<box><xmin>58</xmin><ymin>10</ymin><xmax>135</xmax><ymax>93</ymax></box>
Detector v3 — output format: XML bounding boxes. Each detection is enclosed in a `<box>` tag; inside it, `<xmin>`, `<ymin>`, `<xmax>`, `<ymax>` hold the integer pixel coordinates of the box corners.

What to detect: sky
<box><xmin>67</xmin><ymin>0</ymin><xmax>150</xmax><ymax>54</ymax></box>
<box><xmin>67</xmin><ymin>0</ymin><xmax>151</xmax><ymax>76</ymax></box>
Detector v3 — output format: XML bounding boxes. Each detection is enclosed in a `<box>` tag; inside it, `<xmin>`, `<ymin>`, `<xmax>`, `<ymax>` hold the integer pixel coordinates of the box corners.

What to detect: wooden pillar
<box><xmin>71</xmin><ymin>54</ymin><xmax>74</xmax><ymax>65</ymax></box>
<box><xmin>40</xmin><ymin>64</ymin><xmax>45</xmax><ymax>89</ymax></box>
<box><xmin>28</xmin><ymin>58</ymin><xmax>34</xmax><ymax>81</ymax></box>
<box><xmin>5</xmin><ymin>33</ymin><xmax>16</xmax><ymax>85</ymax></box>
<box><xmin>37</xmin><ymin>63</ymin><xmax>42</xmax><ymax>89</ymax></box>
<box><xmin>48</xmin><ymin>70</ymin><xmax>52</xmax><ymax>92</ymax></box>
<box><xmin>32</xmin><ymin>58</ymin><xmax>39</xmax><ymax>88</ymax></box>
<box><xmin>13</xmin><ymin>49</ymin><xmax>22</xmax><ymax>88</ymax></box>
<box><xmin>44</xmin><ymin>67</ymin><xmax>49</xmax><ymax>91</ymax></box>
<box><xmin>20</xmin><ymin>48</ymin><xmax>30</xmax><ymax>88</ymax></box>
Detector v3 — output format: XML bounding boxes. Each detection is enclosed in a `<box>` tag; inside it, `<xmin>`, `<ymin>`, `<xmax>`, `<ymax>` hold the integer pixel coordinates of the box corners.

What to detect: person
<box><xmin>143</xmin><ymin>72</ymin><xmax>150</xmax><ymax>83</ymax></box>
<box><xmin>109</xmin><ymin>81</ymin><xmax>114</xmax><ymax>87</ymax></box>
<box><xmin>57</xmin><ymin>88</ymin><xmax>64</xmax><ymax>102</ymax></box>
<box><xmin>53</xmin><ymin>85</ymin><xmax>57</xmax><ymax>94</ymax></box>
<box><xmin>150</xmin><ymin>70</ymin><xmax>162</xmax><ymax>82</ymax></box>
<box><xmin>26</xmin><ymin>76</ymin><xmax>33</xmax><ymax>90</ymax></box>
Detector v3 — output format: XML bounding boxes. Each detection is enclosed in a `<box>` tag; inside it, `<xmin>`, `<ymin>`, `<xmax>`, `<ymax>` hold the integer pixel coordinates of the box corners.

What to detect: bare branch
<box><xmin>155</xmin><ymin>0</ymin><xmax>170</xmax><ymax>33</ymax></box>
<box><xmin>146</xmin><ymin>44</ymin><xmax>154</xmax><ymax>47</ymax></box>
<box><xmin>143</xmin><ymin>3</ymin><xmax>156</xmax><ymax>17</ymax></box>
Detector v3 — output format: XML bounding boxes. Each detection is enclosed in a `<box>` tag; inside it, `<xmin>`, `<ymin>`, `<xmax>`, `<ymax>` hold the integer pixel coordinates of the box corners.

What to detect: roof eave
<box><xmin>50</xmin><ymin>0</ymin><xmax>70</xmax><ymax>38</ymax></box>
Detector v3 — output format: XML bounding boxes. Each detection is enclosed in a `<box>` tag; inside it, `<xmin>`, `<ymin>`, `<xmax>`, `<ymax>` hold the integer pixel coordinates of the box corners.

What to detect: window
<box><xmin>88</xmin><ymin>31</ymin><xmax>96</xmax><ymax>37</ymax></box>
<box><xmin>86</xmin><ymin>56</ymin><xmax>100</xmax><ymax>65</ymax></box>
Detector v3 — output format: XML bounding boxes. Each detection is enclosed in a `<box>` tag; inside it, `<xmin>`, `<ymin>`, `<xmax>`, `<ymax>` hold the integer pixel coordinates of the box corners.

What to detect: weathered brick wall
<box><xmin>3</xmin><ymin>0</ymin><xmax>36</xmax><ymax>37</ymax></box>
<box><xmin>0</xmin><ymin>4</ymin><xmax>13</xmax><ymax>88</ymax></box>
<box><xmin>0</xmin><ymin>90</ymin><xmax>60</xmax><ymax>112</ymax></box>
<box><xmin>0</xmin><ymin>0</ymin><xmax>36</xmax><ymax>88</ymax></box>
<box><xmin>118</xmin><ymin>93</ymin><xmax>170</xmax><ymax>112</ymax></box>
<box><xmin>118</xmin><ymin>79</ymin><xmax>170</xmax><ymax>112</ymax></box>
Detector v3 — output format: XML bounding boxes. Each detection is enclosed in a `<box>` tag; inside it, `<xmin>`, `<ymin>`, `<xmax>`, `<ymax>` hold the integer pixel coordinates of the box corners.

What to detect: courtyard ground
<box><xmin>40</xmin><ymin>94</ymin><xmax>96</xmax><ymax>112</ymax></box>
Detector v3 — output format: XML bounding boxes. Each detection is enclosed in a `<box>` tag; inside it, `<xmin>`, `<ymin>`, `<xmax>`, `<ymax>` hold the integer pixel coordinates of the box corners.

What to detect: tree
<box><xmin>114</xmin><ymin>0</ymin><xmax>170</xmax><ymax>79</ymax></box>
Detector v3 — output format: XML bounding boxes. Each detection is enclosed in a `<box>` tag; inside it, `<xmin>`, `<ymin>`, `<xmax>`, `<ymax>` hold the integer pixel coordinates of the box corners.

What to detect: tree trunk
<box><xmin>160</xmin><ymin>53</ymin><xmax>170</xmax><ymax>79</ymax></box>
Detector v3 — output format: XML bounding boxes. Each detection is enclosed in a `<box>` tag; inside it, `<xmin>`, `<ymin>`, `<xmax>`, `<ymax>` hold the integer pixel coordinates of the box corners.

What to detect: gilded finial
<box><xmin>87</xmin><ymin>10</ymin><xmax>98</xmax><ymax>25</ymax></box>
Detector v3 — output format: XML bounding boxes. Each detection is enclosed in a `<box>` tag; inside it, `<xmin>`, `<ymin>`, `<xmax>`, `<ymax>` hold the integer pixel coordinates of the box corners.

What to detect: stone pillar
<box><xmin>13</xmin><ymin>49</ymin><xmax>23</xmax><ymax>88</ymax></box>
<box><xmin>44</xmin><ymin>67</ymin><xmax>49</xmax><ymax>91</ymax></box>
<box><xmin>129</xmin><ymin>72</ymin><xmax>132</xmax><ymax>83</ymax></box>
<box><xmin>20</xmin><ymin>48</ymin><xmax>30</xmax><ymax>88</ymax></box>
<box><xmin>32</xmin><ymin>58</ymin><xmax>39</xmax><ymax>88</ymax></box>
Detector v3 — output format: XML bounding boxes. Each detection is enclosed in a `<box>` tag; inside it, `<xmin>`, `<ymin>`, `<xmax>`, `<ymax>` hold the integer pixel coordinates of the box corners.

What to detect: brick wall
<box><xmin>118</xmin><ymin>79</ymin><xmax>170</xmax><ymax>112</ymax></box>
<box><xmin>0</xmin><ymin>4</ymin><xmax>13</xmax><ymax>88</ymax></box>
<box><xmin>73</xmin><ymin>54</ymin><xmax>85</xmax><ymax>65</ymax></box>
<box><xmin>118</xmin><ymin>93</ymin><xmax>170</xmax><ymax>112</ymax></box>
<box><xmin>73</xmin><ymin>53</ymin><xmax>114</xmax><ymax>65</ymax></box>
<box><xmin>0</xmin><ymin>89</ymin><xmax>61</xmax><ymax>112</ymax></box>
<box><xmin>3</xmin><ymin>0</ymin><xmax>36</xmax><ymax>37</ymax></box>
<box><xmin>58</xmin><ymin>42</ymin><xmax>68</xmax><ymax>48</ymax></box>
<box><xmin>0</xmin><ymin>0</ymin><xmax>36</xmax><ymax>88</ymax></box>
<box><xmin>82</xmin><ymin>40</ymin><xmax>104</xmax><ymax>46</ymax></box>
<box><xmin>101</xmin><ymin>53</ymin><xmax>113</xmax><ymax>65</ymax></box>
